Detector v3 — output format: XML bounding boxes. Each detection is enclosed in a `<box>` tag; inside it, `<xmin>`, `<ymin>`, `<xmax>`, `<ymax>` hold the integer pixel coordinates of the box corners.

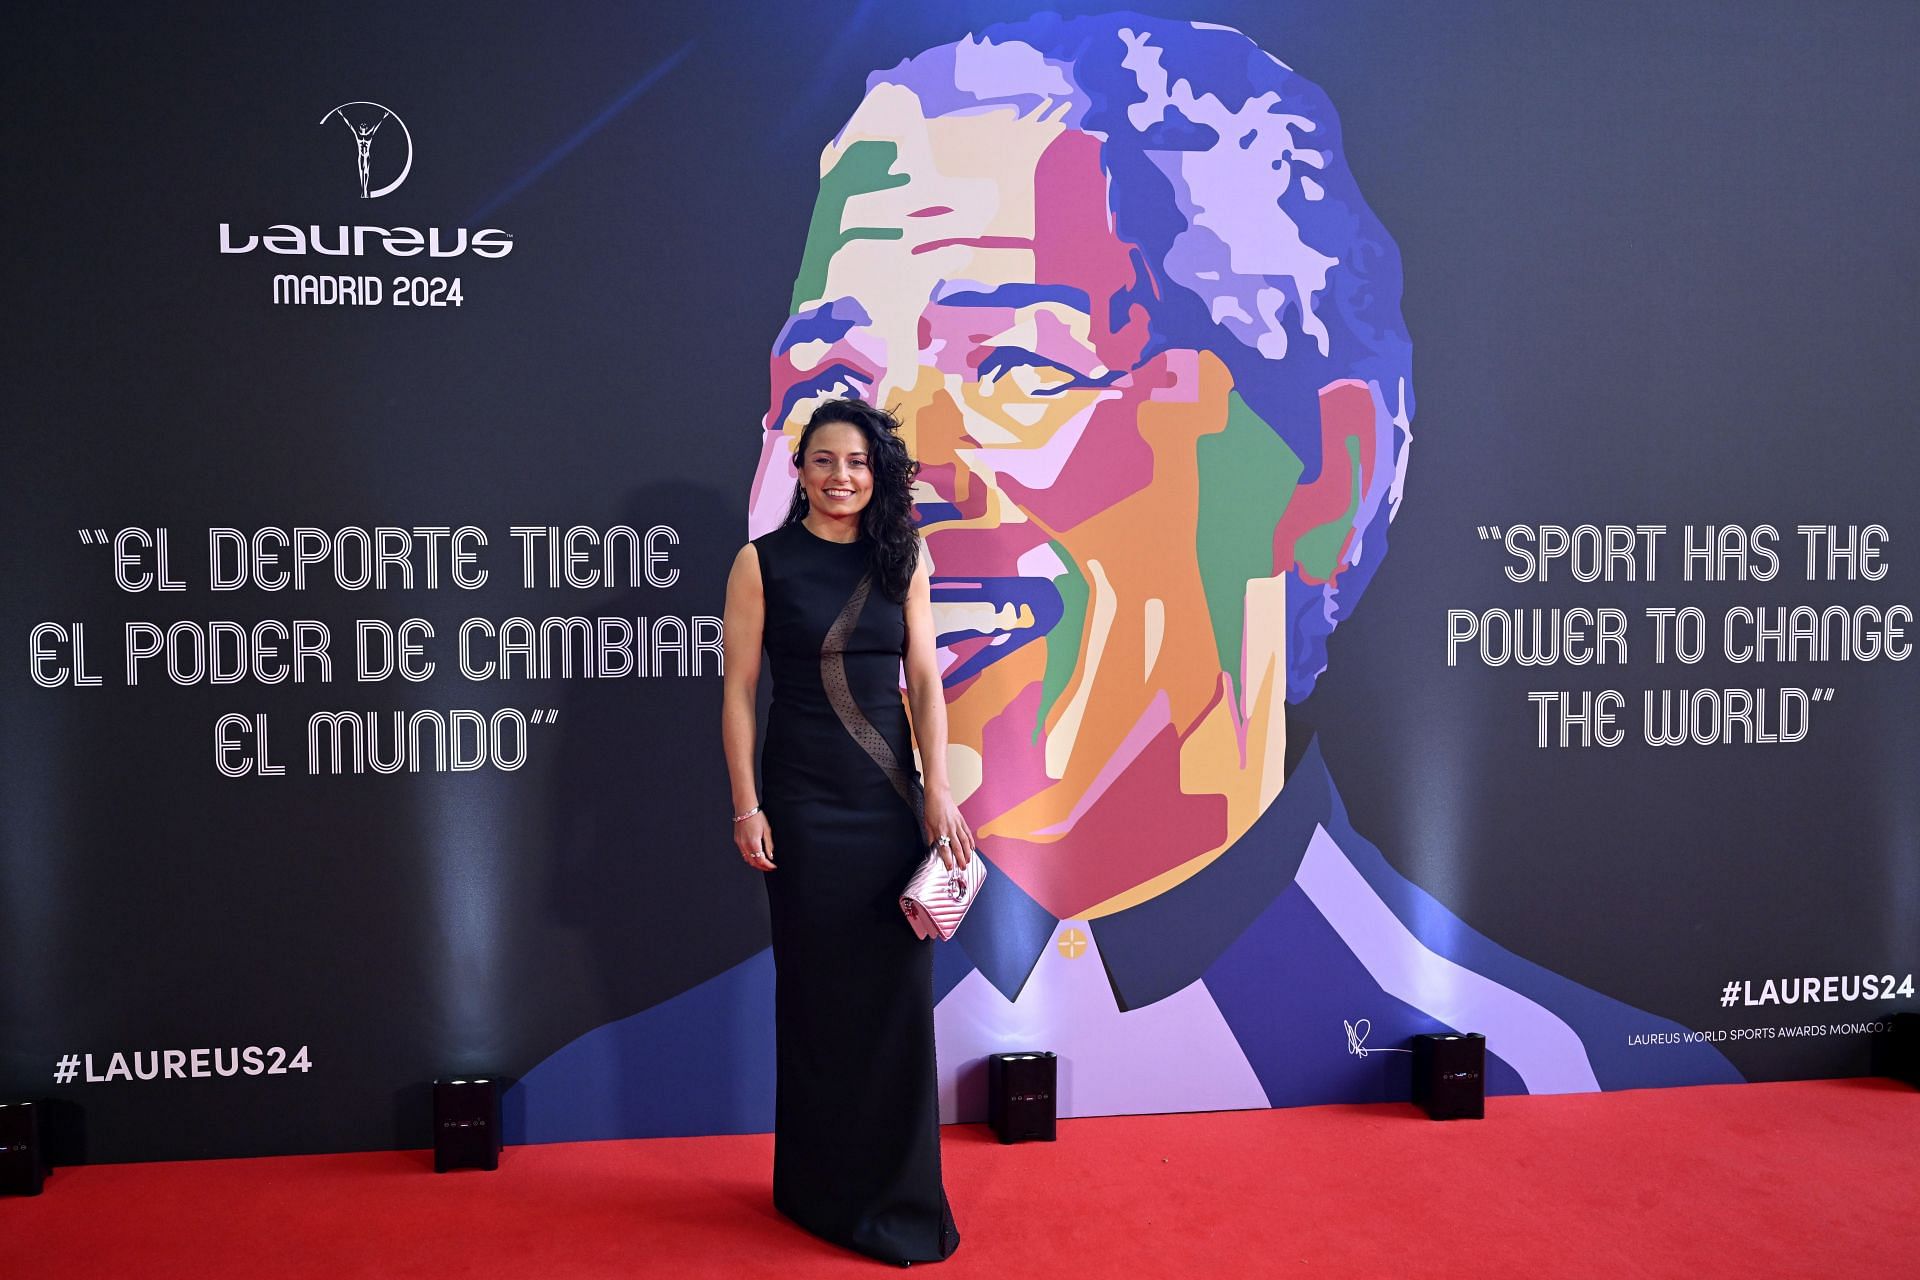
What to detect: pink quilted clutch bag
<box><xmin>900</xmin><ymin>844</ymin><xmax>986</xmax><ymax>941</ymax></box>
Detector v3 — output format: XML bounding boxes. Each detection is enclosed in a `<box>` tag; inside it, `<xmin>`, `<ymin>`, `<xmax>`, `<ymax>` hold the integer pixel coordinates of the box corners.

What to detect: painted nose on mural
<box><xmin>898</xmin><ymin>386</ymin><xmax>979</xmax><ymax>474</ymax></box>
<box><xmin>902</xmin><ymin>392</ymin><xmax>991</xmax><ymax>528</ymax></box>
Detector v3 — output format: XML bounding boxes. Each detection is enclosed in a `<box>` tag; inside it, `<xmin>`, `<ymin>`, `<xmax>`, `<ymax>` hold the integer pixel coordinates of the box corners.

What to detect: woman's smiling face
<box><xmin>797</xmin><ymin>420</ymin><xmax>873</xmax><ymax>521</ymax></box>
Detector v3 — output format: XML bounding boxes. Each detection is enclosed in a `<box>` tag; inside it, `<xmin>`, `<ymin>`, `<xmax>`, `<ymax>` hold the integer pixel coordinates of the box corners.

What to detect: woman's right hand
<box><xmin>735</xmin><ymin>812</ymin><xmax>775</xmax><ymax>871</ymax></box>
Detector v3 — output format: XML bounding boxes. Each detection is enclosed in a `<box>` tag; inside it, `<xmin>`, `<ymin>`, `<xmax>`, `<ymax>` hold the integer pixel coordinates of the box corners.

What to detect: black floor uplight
<box><xmin>987</xmin><ymin>1051</ymin><xmax>1057</xmax><ymax>1143</ymax></box>
<box><xmin>0</xmin><ymin>1101</ymin><xmax>50</xmax><ymax>1196</ymax></box>
<box><xmin>1883</xmin><ymin>1012</ymin><xmax>1919</xmax><ymax>1088</ymax></box>
<box><xmin>432</xmin><ymin>1078</ymin><xmax>501</xmax><ymax>1172</ymax></box>
<box><xmin>1411</xmin><ymin>1032</ymin><xmax>1486</xmax><ymax>1120</ymax></box>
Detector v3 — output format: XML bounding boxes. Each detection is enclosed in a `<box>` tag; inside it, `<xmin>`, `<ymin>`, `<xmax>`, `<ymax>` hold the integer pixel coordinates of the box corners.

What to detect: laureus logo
<box><xmin>319</xmin><ymin>101</ymin><xmax>412</xmax><ymax>199</ymax></box>
<box><xmin>218</xmin><ymin>97</ymin><xmax>511</xmax><ymax>268</ymax></box>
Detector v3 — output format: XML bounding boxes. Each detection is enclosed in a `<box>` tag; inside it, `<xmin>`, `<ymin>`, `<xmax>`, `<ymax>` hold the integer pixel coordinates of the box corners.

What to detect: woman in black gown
<box><xmin>720</xmin><ymin>398</ymin><xmax>971</xmax><ymax>1266</ymax></box>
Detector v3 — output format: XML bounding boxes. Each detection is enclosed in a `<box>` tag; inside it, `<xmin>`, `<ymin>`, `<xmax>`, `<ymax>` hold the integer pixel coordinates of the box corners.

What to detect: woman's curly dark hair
<box><xmin>781</xmin><ymin>398</ymin><xmax>922</xmax><ymax>602</ymax></box>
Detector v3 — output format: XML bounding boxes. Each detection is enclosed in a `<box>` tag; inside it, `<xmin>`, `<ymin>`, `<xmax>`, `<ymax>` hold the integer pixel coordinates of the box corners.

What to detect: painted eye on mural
<box><xmin>974</xmin><ymin>348</ymin><xmax>1089</xmax><ymax>398</ymax></box>
<box><xmin>780</xmin><ymin>364</ymin><xmax>873</xmax><ymax>425</ymax></box>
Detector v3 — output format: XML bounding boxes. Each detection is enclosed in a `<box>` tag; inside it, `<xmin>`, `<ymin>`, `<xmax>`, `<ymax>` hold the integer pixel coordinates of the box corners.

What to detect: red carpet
<box><xmin>8</xmin><ymin>1080</ymin><xmax>1916</xmax><ymax>1278</ymax></box>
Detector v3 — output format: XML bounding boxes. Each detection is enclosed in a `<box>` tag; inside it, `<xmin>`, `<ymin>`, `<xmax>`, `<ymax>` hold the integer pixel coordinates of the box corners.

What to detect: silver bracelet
<box><xmin>732</xmin><ymin>804</ymin><xmax>762</xmax><ymax>823</ymax></box>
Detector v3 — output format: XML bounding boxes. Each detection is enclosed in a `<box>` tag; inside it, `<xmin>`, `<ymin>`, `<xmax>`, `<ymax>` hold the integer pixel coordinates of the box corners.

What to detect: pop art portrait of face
<box><xmin>750</xmin><ymin>12</ymin><xmax>1413</xmax><ymax>923</ymax></box>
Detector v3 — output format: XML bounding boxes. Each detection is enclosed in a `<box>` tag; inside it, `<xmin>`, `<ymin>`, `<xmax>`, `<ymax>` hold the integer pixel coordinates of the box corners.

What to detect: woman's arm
<box><xmin>722</xmin><ymin>543</ymin><xmax>774</xmax><ymax>868</ymax></box>
<box><xmin>903</xmin><ymin>538</ymin><xmax>974</xmax><ymax>868</ymax></box>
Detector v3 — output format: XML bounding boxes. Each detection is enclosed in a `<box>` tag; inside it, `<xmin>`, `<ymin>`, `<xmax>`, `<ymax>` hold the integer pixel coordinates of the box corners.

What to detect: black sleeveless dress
<box><xmin>751</xmin><ymin>519</ymin><xmax>961</xmax><ymax>1266</ymax></box>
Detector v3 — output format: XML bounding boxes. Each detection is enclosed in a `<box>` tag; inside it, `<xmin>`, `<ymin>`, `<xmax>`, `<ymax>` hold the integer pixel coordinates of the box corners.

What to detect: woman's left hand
<box><xmin>923</xmin><ymin>790</ymin><xmax>975</xmax><ymax>870</ymax></box>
